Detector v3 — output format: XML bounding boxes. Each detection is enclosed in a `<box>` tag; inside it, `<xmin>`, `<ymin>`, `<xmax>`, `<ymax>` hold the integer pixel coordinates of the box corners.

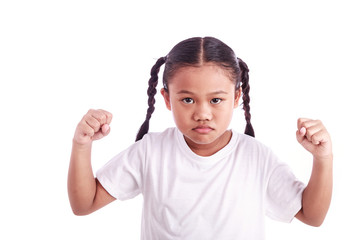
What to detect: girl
<box><xmin>68</xmin><ymin>37</ymin><xmax>333</xmax><ymax>239</ymax></box>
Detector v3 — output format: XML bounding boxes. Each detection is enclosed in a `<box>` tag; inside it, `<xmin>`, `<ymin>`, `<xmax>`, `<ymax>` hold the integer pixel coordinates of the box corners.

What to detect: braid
<box><xmin>136</xmin><ymin>56</ymin><xmax>167</xmax><ymax>141</ymax></box>
<box><xmin>238</xmin><ymin>58</ymin><xmax>255</xmax><ymax>137</ymax></box>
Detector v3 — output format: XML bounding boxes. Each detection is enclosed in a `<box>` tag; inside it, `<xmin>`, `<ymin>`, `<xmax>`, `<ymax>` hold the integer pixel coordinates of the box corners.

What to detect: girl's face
<box><xmin>161</xmin><ymin>64</ymin><xmax>241</xmax><ymax>156</ymax></box>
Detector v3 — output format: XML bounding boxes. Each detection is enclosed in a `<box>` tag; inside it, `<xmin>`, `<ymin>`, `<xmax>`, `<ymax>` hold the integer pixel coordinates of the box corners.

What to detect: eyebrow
<box><xmin>176</xmin><ymin>90</ymin><xmax>229</xmax><ymax>95</ymax></box>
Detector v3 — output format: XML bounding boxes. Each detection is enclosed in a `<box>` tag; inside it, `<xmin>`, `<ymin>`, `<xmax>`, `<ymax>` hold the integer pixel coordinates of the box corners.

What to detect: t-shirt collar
<box><xmin>175</xmin><ymin>127</ymin><xmax>239</xmax><ymax>165</ymax></box>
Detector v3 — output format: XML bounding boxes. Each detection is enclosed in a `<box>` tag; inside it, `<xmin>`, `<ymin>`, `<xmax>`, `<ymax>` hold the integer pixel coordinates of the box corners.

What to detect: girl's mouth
<box><xmin>193</xmin><ymin>126</ymin><xmax>214</xmax><ymax>134</ymax></box>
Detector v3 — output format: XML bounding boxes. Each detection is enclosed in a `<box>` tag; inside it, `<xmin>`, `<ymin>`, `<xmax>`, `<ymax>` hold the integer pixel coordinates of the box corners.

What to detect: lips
<box><xmin>193</xmin><ymin>125</ymin><xmax>214</xmax><ymax>134</ymax></box>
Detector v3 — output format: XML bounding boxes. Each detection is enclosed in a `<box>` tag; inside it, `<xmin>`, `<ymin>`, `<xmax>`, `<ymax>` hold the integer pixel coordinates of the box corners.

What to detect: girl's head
<box><xmin>136</xmin><ymin>37</ymin><xmax>254</xmax><ymax>141</ymax></box>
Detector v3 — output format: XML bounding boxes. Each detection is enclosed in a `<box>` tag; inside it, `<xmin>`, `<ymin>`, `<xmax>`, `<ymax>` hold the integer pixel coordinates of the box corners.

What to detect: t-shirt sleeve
<box><xmin>96</xmin><ymin>139</ymin><xmax>145</xmax><ymax>201</ymax></box>
<box><xmin>265</xmin><ymin>155</ymin><xmax>306</xmax><ymax>223</ymax></box>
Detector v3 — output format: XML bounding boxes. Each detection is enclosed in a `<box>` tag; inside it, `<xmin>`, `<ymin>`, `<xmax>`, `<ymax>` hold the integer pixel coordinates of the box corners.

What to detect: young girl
<box><xmin>68</xmin><ymin>37</ymin><xmax>333</xmax><ymax>239</ymax></box>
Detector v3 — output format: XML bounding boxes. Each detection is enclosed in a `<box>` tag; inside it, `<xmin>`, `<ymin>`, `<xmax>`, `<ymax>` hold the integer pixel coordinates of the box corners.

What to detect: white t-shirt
<box><xmin>97</xmin><ymin>128</ymin><xmax>305</xmax><ymax>240</ymax></box>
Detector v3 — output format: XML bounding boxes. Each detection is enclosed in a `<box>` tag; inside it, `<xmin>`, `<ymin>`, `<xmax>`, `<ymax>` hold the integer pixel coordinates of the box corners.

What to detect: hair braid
<box><xmin>238</xmin><ymin>58</ymin><xmax>255</xmax><ymax>137</ymax></box>
<box><xmin>136</xmin><ymin>56</ymin><xmax>167</xmax><ymax>141</ymax></box>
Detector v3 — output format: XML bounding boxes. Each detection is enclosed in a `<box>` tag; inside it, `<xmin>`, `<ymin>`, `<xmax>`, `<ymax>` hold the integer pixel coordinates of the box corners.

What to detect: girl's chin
<box><xmin>183</xmin><ymin>134</ymin><xmax>218</xmax><ymax>146</ymax></box>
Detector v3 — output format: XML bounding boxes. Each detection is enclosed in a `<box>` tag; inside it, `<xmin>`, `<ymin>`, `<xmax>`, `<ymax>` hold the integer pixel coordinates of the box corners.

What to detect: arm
<box><xmin>295</xmin><ymin>118</ymin><xmax>333</xmax><ymax>227</ymax></box>
<box><xmin>68</xmin><ymin>109</ymin><xmax>116</xmax><ymax>216</ymax></box>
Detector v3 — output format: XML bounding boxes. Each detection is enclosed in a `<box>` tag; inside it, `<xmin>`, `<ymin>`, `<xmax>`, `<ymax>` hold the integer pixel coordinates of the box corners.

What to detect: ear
<box><xmin>234</xmin><ymin>88</ymin><xmax>241</xmax><ymax>108</ymax></box>
<box><xmin>161</xmin><ymin>88</ymin><xmax>171</xmax><ymax>111</ymax></box>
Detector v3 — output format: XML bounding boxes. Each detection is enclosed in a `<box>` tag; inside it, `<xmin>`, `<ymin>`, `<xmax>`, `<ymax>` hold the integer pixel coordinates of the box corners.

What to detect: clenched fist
<box><xmin>296</xmin><ymin>118</ymin><xmax>332</xmax><ymax>161</ymax></box>
<box><xmin>73</xmin><ymin>109</ymin><xmax>113</xmax><ymax>145</ymax></box>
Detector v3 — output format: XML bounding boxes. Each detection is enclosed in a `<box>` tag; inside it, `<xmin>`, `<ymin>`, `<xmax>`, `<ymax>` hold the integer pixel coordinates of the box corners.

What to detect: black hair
<box><xmin>136</xmin><ymin>37</ymin><xmax>254</xmax><ymax>141</ymax></box>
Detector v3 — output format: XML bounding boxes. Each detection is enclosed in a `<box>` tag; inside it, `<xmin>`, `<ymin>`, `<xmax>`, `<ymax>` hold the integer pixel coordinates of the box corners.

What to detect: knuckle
<box><xmin>298</xmin><ymin>118</ymin><xmax>307</xmax><ymax>127</ymax></box>
<box><xmin>98</xmin><ymin>114</ymin><xmax>106</xmax><ymax>123</ymax></box>
<box><xmin>93</xmin><ymin>120</ymin><xmax>101</xmax><ymax>129</ymax></box>
<box><xmin>302</xmin><ymin>121</ymin><xmax>309</xmax><ymax>128</ymax></box>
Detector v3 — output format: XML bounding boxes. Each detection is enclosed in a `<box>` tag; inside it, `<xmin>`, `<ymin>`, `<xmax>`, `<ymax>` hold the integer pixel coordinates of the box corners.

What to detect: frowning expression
<box><xmin>161</xmin><ymin>64</ymin><xmax>241</xmax><ymax>155</ymax></box>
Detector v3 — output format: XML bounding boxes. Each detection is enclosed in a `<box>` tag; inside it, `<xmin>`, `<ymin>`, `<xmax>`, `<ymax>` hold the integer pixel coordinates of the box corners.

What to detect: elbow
<box><xmin>68</xmin><ymin>195</ymin><xmax>94</xmax><ymax>216</ymax></box>
<box><xmin>71</xmin><ymin>207</ymin><xmax>91</xmax><ymax>216</ymax></box>
<box><xmin>69</xmin><ymin>202</ymin><xmax>93</xmax><ymax>216</ymax></box>
<box><xmin>72</xmin><ymin>209</ymin><xmax>85</xmax><ymax>216</ymax></box>
<box><xmin>304</xmin><ymin>215</ymin><xmax>327</xmax><ymax>227</ymax></box>
<box><xmin>308</xmin><ymin>218</ymin><xmax>325</xmax><ymax>227</ymax></box>
<box><xmin>299</xmin><ymin>215</ymin><xmax>325</xmax><ymax>227</ymax></box>
<box><xmin>296</xmin><ymin>208</ymin><xmax>327</xmax><ymax>227</ymax></box>
<box><xmin>70</xmin><ymin>205</ymin><xmax>85</xmax><ymax>216</ymax></box>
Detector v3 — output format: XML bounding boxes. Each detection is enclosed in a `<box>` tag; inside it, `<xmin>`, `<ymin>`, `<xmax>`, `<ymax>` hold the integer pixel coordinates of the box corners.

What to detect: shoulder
<box><xmin>231</xmin><ymin>131</ymin><xmax>280</xmax><ymax>167</ymax></box>
<box><xmin>142</xmin><ymin>127</ymin><xmax>177</xmax><ymax>142</ymax></box>
<box><xmin>137</xmin><ymin>128</ymin><xmax>178</xmax><ymax>150</ymax></box>
<box><xmin>112</xmin><ymin>128</ymin><xmax>177</xmax><ymax>157</ymax></box>
<box><xmin>233</xmin><ymin>131</ymin><xmax>273</xmax><ymax>154</ymax></box>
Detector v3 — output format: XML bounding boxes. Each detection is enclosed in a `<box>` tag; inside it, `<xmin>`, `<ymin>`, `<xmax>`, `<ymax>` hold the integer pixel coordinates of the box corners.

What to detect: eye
<box><xmin>210</xmin><ymin>98</ymin><xmax>222</xmax><ymax>104</ymax></box>
<box><xmin>182</xmin><ymin>98</ymin><xmax>194</xmax><ymax>104</ymax></box>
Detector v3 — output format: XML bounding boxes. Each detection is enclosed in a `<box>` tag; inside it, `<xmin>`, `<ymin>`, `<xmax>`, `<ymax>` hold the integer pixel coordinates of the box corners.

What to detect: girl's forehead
<box><xmin>168</xmin><ymin>64</ymin><xmax>235</xmax><ymax>91</ymax></box>
<box><xmin>175</xmin><ymin>63</ymin><xmax>227</xmax><ymax>74</ymax></box>
<box><xmin>171</xmin><ymin>64</ymin><xmax>232</xmax><ymax>81</ymax></box>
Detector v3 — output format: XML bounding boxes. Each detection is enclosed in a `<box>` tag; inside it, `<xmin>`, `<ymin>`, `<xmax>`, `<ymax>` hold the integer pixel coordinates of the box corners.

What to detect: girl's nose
<box><xmin>193</xmin><ymin>103</ymin><xmax>212</xmax><ymax>121</ymax></box>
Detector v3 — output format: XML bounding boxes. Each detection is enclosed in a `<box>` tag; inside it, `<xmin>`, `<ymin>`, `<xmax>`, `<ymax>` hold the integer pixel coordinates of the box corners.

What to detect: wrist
<box><xmin>313</xmin><ymin>153</ymin><xmax>333</xmax><ymax>166</ymax></box>
<box><xmin>72</xmin><ymin>138</ymin><xmax>92</xmax><ymax>151</ymax></box>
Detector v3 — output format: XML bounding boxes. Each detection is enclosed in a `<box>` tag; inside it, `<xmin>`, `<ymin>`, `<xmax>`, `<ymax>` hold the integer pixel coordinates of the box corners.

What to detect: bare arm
<box><xmin>68</xmin><ymin>109</ymin><xmax>116</xmax><ymax>216</ymax></box>
<box><xmin>295</xmin><ymin>118</ymin><xmax>333</xmax><ymax>227</ymax></box>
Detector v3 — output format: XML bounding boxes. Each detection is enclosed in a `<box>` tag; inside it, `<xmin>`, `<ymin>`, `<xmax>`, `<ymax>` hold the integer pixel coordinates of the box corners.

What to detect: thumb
<box><xmin>296</xmin><ymin>127</ymin><xmax>315</xmax><ymax>153</ymax></box>
<box><xmin>296</xmin><ymin>127</ymin><xmax>306</xmax><ymax>143</ymax></box>
<box><xmin>92</xmin><ymin>124</ymin><xmax>111</xmax><ymax>141</ymax></box>
<box><xmin>101</xmin><ymin>124</ymin><xmax>110</xmax><ymax>136</ymax></box>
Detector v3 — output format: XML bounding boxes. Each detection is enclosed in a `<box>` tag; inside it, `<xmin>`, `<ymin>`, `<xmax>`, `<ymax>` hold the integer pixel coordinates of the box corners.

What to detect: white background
<box><xmin>1</xmin><ymin>0</ymin><xmax>359</xmax><ymax>239</ymax></box>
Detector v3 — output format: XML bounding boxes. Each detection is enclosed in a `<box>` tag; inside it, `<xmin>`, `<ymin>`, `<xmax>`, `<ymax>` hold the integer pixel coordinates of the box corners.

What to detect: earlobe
<box><xmin>160</xmin><ymin>88</ymin><xmax>172</xmax><ymax>111</ymax></box>
<box><xmin>234</xmin><ymin>89</ymin><xmax>241</xmax><ymax>108</ymax></box>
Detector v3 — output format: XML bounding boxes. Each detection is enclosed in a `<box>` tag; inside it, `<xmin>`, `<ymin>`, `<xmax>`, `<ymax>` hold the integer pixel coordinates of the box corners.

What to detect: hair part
<box><xmin>136</xmin><ymin>37</ymin><xmax>255</xmax><ymax>141</ymax></box>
